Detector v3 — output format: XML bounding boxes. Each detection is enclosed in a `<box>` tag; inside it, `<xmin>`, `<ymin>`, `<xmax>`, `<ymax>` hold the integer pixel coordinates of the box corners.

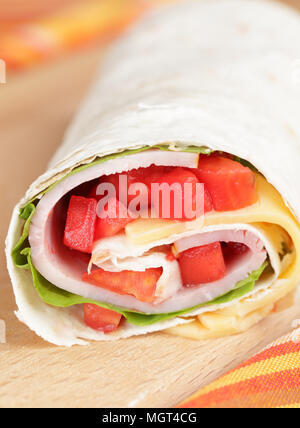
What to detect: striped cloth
<box><xmin>0</xmin><ymin>0</ymin><xmax>176</xmax><ymax>70</ymax></box>
<box><xmin>178</xmin><ymin>327</ymin><xmax>300</xmax><ymax>408</ymax></box>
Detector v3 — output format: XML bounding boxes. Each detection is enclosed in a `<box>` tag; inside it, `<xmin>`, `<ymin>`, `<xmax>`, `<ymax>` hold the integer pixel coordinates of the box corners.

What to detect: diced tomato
<box><xmin>209</xmin><ymin>151</ymin><xmax>234</xmax><ymax>160</ymax></box>
<box><xmin>98</xmin><ymin>166</ymin><xmax>165</xmax><ymax>206</ymax></box>
<box><xmin>95</xmin><ymin>197</ymin><xmax>133</xmax><ymax>240</ymax></box>
<box><xmin>83</xmin><ymin>304</ymin><xmax>122</xmax><ymax>333</ymax></box>
<box><xmin>82</xmin><ymin>267</ymin><xmax>163</xmax><ymax>303</ymax></box>
<box><xmin>195</xmin><ymin>155</ymin><xmax>257</xmax><ymax>211</ymax></box>
<box><xmin>151</xmin><ymin>167</ymin><xmax>211</xmax><ymax>221</ymax></box>
<box><xmin>64</xmin><ymin>196</ymin><xmax>97</xmax><ymax>253</ymax></box>
<box><xmin>143</xmin><ymin>166</ymin><xmax>171</xmax><ymax>188</ymax></box>
<box><xmin>90</xmin><ymin>166</ymin><xmax>213</xmax><ymax>220</ymax></box>
<box><xmin>178</xmin><ymin>242</ymin><xmax>226</xmax><ymax>285</ymax></box>
<box><xmin>222</xmin><ymin>242</ymin><xmax>249</xmax><ymax>264</ymax></box>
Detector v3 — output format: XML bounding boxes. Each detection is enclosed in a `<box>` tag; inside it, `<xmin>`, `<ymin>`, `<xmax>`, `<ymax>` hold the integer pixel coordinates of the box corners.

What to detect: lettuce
<box><xmin>11</xmin><ymin>145</ymin><xmax>266</xmax><ymax>326</ymax></box>
<box><xmin>11</xmin><ymin>202</ymin><xmax>36</xmax><ymax>269</ymax></box>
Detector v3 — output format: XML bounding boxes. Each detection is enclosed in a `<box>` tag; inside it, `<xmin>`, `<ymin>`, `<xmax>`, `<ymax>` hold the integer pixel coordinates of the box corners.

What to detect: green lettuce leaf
<box><xmin>12</xmin><ymin>203</ymin><xmax>36</xmax><ymax>269</ymax></box>
<box><xmin>154</xmin><ymin>144</ymin><xmax>212</xmax><ymax>154</ymax></box>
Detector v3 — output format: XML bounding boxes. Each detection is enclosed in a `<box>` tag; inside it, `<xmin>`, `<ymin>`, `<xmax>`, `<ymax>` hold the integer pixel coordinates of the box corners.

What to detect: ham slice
<box><xmin>29</xmin><ymin>150</ymin><xmax>267</xmax><ymax>314</ymax></box>
<box><xmin>89</xmin><ymin>226</ymin><xmax>267</xmax><ymax>312</ymax></box>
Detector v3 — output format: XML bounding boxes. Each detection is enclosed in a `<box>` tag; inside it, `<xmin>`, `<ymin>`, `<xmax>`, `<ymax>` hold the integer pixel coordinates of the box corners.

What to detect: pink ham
<box><xmin>29</xmin><ymin>150</ymin><xmax>267</xmax><ymax>314</ymax></box>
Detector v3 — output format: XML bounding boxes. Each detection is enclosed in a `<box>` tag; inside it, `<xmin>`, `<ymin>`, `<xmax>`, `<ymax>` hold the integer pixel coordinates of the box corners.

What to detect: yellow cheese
<box><xmin>125</xmin><ymin>216</ymin><xmax>204</xmax><ymax>245</ymax></box>
<box><xmin>166</xmin><ymin>304</ymin><xmax>274</xmax><ymax>340</ymax></box>
<box><xmin>125</xmin><ymin>218</ymin><xmax>186</xmax><ymax>244</ymax></box>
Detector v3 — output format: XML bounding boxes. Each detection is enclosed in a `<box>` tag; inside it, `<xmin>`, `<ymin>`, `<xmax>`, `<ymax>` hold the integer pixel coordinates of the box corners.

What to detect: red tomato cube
<box><xmin>82</xmin><ymin>267</ymin><xmax>162</xmax><ymax>303</ymax></box>
<box><xmin>95</xmin><ymin>197</ymin><xmax>133</xmax><ymax>240</ymax></box>
<box><xmin>195</xmin><ymin>156</ymin><xmax>258</xmax><ymax>211</ymax></box>
<box><xmin>151</xmin><ymin>167</ymin><xmax>211</xmax><ymax>221</ymax></box>
<box><xmin>178</xmin><ymin>242</ymin><xmax>226</xmax><ymax>285</ymax></box>
<box><xmin>63</xmin><ymin>196</ymin><xmax>97</xmax><ymax>253</ymax></box>
<box><xmin>83</xmin><ymin>304</ymin><xmax>122</xmax><ymax>333</ymax></box>
<box><xmin>98</xmin><ymin>165</ymin><xmax>166</xmax><ymax>207</ymax></box>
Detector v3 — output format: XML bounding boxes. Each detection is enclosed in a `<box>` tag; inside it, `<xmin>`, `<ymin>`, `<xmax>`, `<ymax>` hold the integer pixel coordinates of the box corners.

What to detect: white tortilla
<box><xmin>6</xmin><ymin>0</ymin><xmax>300</xmax><ymax>345</ymax></box>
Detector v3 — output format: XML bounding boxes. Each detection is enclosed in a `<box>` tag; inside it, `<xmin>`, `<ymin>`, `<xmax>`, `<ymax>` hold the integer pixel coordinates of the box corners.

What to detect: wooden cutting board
<box><xmin>1</xmin><ymin>14</ymin><xmax>300</xmax><ymax>407</ymax></box>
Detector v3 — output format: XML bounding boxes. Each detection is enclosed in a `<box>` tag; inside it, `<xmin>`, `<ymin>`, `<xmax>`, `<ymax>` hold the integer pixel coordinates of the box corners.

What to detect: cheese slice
<box><xmin>165</xmin><ymin>304</ymin><xmax>275</xmax><ymax>340</ymax></box>
<box><xmin>125</xmin><ymin>218</ymin><xmax>187</xmax><ymax>245</ymax></box>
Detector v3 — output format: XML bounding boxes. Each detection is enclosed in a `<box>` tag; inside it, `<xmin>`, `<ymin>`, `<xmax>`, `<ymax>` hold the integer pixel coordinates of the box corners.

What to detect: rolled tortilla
<box><xmin>6</xmin><ymin>0</ymin><xmax>300</xmax><ymax>346</ymax></box>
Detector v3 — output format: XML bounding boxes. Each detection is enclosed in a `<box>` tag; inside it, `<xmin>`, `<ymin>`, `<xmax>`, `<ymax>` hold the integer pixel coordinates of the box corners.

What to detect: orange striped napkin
<box><xmin>178</xmin><ymin>326</ymin><xmax>300</xmax><ymax>408</ymax></box>
<box><xmin>0</xmin><ymin>0</ymin><xmax>176</xmax><ymax>70</ymax></box>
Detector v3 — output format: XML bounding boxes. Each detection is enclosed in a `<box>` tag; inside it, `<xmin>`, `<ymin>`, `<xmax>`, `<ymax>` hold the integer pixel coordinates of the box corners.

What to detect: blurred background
<box><xmin>0</xmin><ymin>0</ymin><xmax>178</xmax><ymax>71</ymax></box>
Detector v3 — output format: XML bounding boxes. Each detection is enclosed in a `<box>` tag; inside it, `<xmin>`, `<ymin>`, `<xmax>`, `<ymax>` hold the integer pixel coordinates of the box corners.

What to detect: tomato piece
<box><xmin>222</xmin><ymin>242</ymin><xmax>249</xmax><ymax>264</ymax></box>
<box><xmin>82</xmin><ymin>267</ymin><xmax>162</xmax><ymax>303</ymax></box>
<box><xmin>143</xmin><ymin>166</ymin><xmax>171</xmax><ymax>187</ymax></box>
<box><xmin>151</xmin><ymin>167</ymin><xmax>211</xmax><ymax>221</ymax></box>
<box><xmin>95</xmin><ymin>197</ymin><xmax>133</xmax><ymax>240</ymax></box>
<box><xmin>195</xmin><ymin>155</ymin><xmax>257</xmax><ymax>211</ymax></box>
<box><xmin>64</xmin><ymin>196</ymin><xmax>97</xmax><ymax>253</ymax></box>
<box><xmin>209</xmin><ymin>152</ymin><xmax>234</xmax><ymax>160</ymax></box>
<box><xmin>178</xmin><ymin>242</ymin><xmax>226</xmax><ymax>285</ymax></box>
<box><xmin>83</xmin><ymin>304</ymin><xmax>122</xmax><ymax>333</ymax></box>
<box><xmin>130</xmin><ymin>165</ymin><xmax>167</xmax><ymax>183</ymax></box>
<box><xmin>98</xmin><ymin>165</ymin><xmax>167</xmax><ymax>206</ymax></box>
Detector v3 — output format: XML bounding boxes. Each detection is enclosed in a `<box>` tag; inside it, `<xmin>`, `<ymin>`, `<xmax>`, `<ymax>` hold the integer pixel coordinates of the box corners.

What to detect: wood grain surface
<box><xmin>1</xmin><ymin>1</ymin><xmax>300</xmax><ymax>408</ymax></box>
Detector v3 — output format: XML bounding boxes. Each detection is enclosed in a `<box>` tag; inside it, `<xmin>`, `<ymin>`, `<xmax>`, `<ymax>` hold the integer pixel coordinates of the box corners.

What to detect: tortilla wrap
<box><xmin>6</xmin><ymin>0</ymin><xmax>300</xmax><ymax>346</ymax></box>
